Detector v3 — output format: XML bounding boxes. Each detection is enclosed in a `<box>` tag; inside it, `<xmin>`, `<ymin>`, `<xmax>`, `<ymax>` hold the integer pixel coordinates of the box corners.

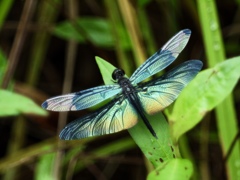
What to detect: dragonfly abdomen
<box><xmin>127</xmin><ymin>92</ymin><xmax>158</xmax><ymax>139</ymax></box>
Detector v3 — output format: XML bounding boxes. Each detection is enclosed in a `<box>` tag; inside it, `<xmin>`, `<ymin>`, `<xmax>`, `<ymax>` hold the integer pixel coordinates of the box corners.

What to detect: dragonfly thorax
<box><xmin>112</xmin><ymin>69</ymin><xmax>135</xmax><ymax>95</ymax></box>
<box><xmin>119</xmin><ymin>77</ymin><xmax>136</xmax><ymax>96</ymax></box>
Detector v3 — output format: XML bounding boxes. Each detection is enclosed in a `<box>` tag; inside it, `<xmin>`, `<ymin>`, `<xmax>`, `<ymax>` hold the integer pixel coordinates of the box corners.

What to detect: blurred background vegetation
<box><xmin>0</xmin><ymin>0</ymin><xmax>239</xmax><ymax>179</ymax></box>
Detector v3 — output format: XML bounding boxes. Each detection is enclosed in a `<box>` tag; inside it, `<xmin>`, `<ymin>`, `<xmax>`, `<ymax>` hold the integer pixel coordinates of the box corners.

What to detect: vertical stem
<box><xmin>117</xmin><ymin>0</ymin><xmax>146</xmax><ymax>67</ymax></box>
<box><xmin>104</xmin><ymin>0</ymin><xmax>131</xmax><ymax>75</ymax></box>
<box><xmin>1</xmin><ymin>0</ymin><xmax>36</xmax><ymax>88</ymax></box>
<box><xmin>53</xmin><ymin>0</ymin><xmax>78</xmax><ymax>179</ymax></box>
<box><xmin>26</xmin><ymin>0</ymin><xmax>62</xmax><ymax>86</ymax></box>
<box><xmin>197</xmin><ymin>0</ymin><xmax>240</xmax><ymax>179</ymax></box>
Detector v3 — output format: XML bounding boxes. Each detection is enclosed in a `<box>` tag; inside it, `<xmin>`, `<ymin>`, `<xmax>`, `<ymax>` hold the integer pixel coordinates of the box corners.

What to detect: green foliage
<box><xmin>137</xmin><ymin>0</ymin><xmax>152</xmax><ymax>7</ymax></box>
<box><xmin>0</xmin><ymin>50</ymin><xmax>7</xmax><ymax>86</ymax></box>
<box><xmin>54</xmin><ymin>17</ymin><xmax>131</xmax><ymax>49</ymax></box>
<box><xmin>35</xmin><ymin>151</ymin><xmax>56</xmax><ymax>180</ymax></box>
<box><xmin>64</xmin><ymin>137</ymin><xmax>136</xmax><ymax>175</ymax></box>
<box><xmin>0</xmin><ymin>1</ymin><xmax>239</xmax><ymax>179</ymax></box>
<box><xmin>0</xmin><ymin>90</ymin><xmax>47</xmax><ymax>116</ymax></box>
<box><xmin>147</xmin><ymin>159</ymin><xmax>193</xmax><ymax>180</ymax></box>
<box><xmin>95</xmin><ymin>56</ymin><xmax>117</xmax><ymax>84</ymax></box>
<box><xmin>169</xmin><ymin>57</ymin><xmax>240</xmax><ymax>142</ymax></box>
<box><xmin>197</xmin><ymin>1</ymin><xmax>240</xmax><ymax>179</ymax></box>
<box><xmin>96</xmin><ymin>54</ymin><xmax>240</xmax><ymax>178</ymax></box>
<box><xmin>0</xmin><ymin>50</ymin><xmax>46</xmax><ymax>117</ymax></box>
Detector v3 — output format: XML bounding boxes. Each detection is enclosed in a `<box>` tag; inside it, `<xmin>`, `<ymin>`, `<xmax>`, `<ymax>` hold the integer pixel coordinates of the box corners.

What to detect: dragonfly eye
<box><xmin>112</xmin><ymin>69</ymin><xmax>125</xmax><ymax>80</ymax></box>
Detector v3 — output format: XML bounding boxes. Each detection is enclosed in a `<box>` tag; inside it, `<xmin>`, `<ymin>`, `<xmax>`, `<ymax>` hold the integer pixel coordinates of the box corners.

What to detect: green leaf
<box><xmin>129</xmin><ymin>112</ymin><xmax>176</xmax><ymax>167</ymax></box>
<box><xmin>0</xmin><ymin>90</ymin><xmax>47</xmax><ymax>116</ymax></box>
<box><xmin>169</xmin><ymin>56</ymin><xmax>240</xmax><ymax>142</ymax></box>
<box><xmin>147</xmin><ymin>159</ymin><xmax>193</xmax><ymax>180</ymax></box>
<box><xmin>95</xmin><ymin>56</ymin><xmax>116</xmax><ymax>85</ymax></box>
<box><xmin>53</xmin><ymin>17</ymin><xmax>131</xmax><ymax>49</ymax></box>
<box><xmin>35</xmin><ymin>151</ymin><xmax>56</xmax><ymax>180</ymax></box>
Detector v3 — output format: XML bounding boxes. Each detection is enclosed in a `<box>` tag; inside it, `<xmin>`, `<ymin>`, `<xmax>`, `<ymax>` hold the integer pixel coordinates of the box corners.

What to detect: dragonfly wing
<box><xmin>130</xmin><ymin>29</ymin><xmax>191</xmax><ymax>85</ymax></box>
<box><xmin>59</xmin><ymin>96</ymin><xmax>139</xmax><ymax>140</ymax></box>
<box><xmin>42</xmin><ymin>85</ymin><xmax>121</xmax><ymax>111</ymax></box>
<box><xmin>137</xmin><ymin>60</ymin><xmax>203</xmax><ymax>114</ymax></box>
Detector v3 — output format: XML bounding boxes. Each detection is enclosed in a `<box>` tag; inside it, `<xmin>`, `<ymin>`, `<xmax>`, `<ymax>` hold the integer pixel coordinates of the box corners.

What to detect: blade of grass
<box><xmin>26</xmin><ymin>0</ymin><xmax>62</xmax><ymax>86</ymax></box>
<box><xmin>137</xmin><ymin>5</ymin><xmax>157</xmax><ymax>55</ymax></box>
<box><xmin>35</xmin><ymin>151</ymin><xmax>56</xmax><ymax>180</ymax></box>
<box><xmin>2</xmin><ymin>0</ymin><xmax>36</xmax><ymax>89</ymax></box>
<box><xmin>197</xmin><ymin>0</ymin><xmax>240</xmax><ymax>179</ymax></box>
<box><xmin>0</xmin><ymin>0</ymin><xmax>14</xmax><ymax>28</ymax></box>
<box><xmin>117</xmin><ymin>0</ymin><xmax>147</xmax><ymax>67</ymax></box>
<box><xmin>104</xmin><ymin>0</ymin><xmax>131</xmax><ymax>75</ymax></box>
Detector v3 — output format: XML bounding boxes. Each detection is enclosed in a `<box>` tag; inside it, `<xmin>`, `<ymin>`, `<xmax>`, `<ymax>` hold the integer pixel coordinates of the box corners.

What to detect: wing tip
<box><xmin>41</xmin><ymin>101</ymin><xmax>49</xmax><ymax>109</ymax></box>
<box><xmin>191</xmin><ymin>60</ymin><xmax>203</xmax><ymax>70</ymax></box>
<box><xmin>182</xmin><ymin>29</ymin><xmax>191</xmax><ymax>35</ymax></box>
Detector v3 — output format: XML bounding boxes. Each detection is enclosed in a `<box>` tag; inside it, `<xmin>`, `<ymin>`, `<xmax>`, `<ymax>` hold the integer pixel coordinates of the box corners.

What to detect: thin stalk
<box><xmin>117</xmin><ymin>0</ymin><xmax>146</xmax><ymax>67</ymax></box>
<box><xmin>137</xmin><ymin>6</ymin><xmax>157</xmax><ymax>55</ymax></box>
<box><xmin>179</xmin><ymin>135</ymin><xmax>199</xmax><ymax>180</ymax></box>
<box><xmin>1</xmin><ymin>0</ymin><xmax>36</xmax><ymax>89</ymax></box>
<box><xmin>53</xmin><ymin>1</ymin><xmax>78</xmax><ymax>179</ymax></box>
<box><xmin>115</xmin><ymin>1</ymin><xmax>176</xmax><ymax>171</ymax></box>
<box><xmin>3</xmin><ymin>116</ymin><xmax>26</xmax><ymax>180</ymax></box>
<box><xmin>26</xmin><ymin>0</ymin><xmax>62</xmax><ymax>86</ymax></box>
<box><xmin>199</xmin><ymin>118</ymin><xmax>210</xmax><ymax>180</ymax></box>
<box><xmin>104</xmin><ymin>0</ymin><xmax>131</xmax><ymax>75</ymax></box>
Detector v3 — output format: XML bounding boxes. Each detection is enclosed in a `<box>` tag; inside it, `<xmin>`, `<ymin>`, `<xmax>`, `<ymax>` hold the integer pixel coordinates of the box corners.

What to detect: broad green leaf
<box><xmin>53</xmin><ymin>17</ymin><xmax>131</xmax><ymax>49</ymax></box>
<box><xmin>147</xmin><ymin>159</ymin><xmax>193</xmax><ymax>180</ymax></box>
<box><xmin>95</xmin><ymin>56</ymin><xmax>116</xmax><ymax>85</ymax></box>
<box><xmin>129</xmin><ymin>112</ymin><xmax>176</xmax><ymax>167</ymax></box>
<box><xmin>35</xmin><ymin>151</ymin><xmax>56</xmax><ymax>180</ymax></box>
<box><xmin>96</xmin><ymin>57</ymin><xmax>176</xmax><ymax>167</ymax></box>
<box><xmin>0</xmin><ymin>90</ymin><xmax>47</xmax><ymax>116</ymax></box>
<box><xmin>169</xmin><ymin>56</ymin><xmax>240</xmax><ymax>142</ymax></box>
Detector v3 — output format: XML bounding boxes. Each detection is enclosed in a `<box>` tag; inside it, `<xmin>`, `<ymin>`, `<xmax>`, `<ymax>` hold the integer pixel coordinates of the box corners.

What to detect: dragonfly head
<box><xmin>112</xmin><ymin>69</ymin><xmax>125</xmax><ymax>81</ymax></box>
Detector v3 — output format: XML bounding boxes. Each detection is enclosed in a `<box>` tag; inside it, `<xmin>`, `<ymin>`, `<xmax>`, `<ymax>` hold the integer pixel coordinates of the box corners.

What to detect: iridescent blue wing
<box><xmin>137</xmin><ymin>60</ymin><xmax>203</xmax><ymax>114</ymax></box>
<box><xmin>130</xmin><ymin>29</ymin><xmax>191</xmax><ymax>85</ymax></box>
<box><xmin>59</xmin><ymin>96</ymin><xmax>139</xmax><ymax>139</ymax></box>
<box><xmin>42</xmin><ymin>85</ymin><xmax>121</xmax><ymax>111</ymax></box>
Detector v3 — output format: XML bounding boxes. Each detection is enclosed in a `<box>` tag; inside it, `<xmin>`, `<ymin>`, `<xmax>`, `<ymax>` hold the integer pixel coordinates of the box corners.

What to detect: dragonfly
<box><xmin>42</xmin><ymin>29</ymin><xmax>203</xmax><ymax>140</ymax></box>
